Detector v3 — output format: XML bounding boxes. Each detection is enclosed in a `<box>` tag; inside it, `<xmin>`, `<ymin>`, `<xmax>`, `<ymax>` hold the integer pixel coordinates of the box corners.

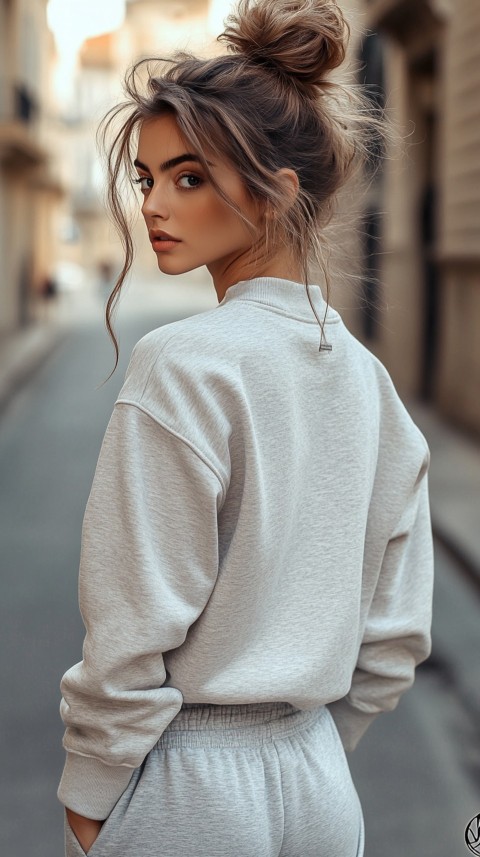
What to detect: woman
<box><xmin>58</xmin><ymin>1</ymin><xmax>434</xmax><ymax>854</ymax></box>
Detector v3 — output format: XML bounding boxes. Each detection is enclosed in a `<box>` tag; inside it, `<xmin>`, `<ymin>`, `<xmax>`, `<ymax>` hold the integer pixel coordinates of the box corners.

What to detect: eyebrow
<box><xmin>133</xmin><ymin>154</ymin><xmax>211</xmax><ymax>173</ymax></box>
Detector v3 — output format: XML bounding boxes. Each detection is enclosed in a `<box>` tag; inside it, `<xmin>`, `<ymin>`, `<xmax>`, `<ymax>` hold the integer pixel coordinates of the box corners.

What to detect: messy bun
<box><xmin>219</xmin><ymin>0</ymin><xmax>348</xmax><ymax>91</ymax></box>
<box><xmin>99</xmin><ymin>0</ymin><xmax>387</xmax><ymax>372</ymax></box>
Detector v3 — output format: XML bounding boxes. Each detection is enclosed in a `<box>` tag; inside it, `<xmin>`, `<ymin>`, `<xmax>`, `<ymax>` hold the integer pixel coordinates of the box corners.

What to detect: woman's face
<box><xmin>134</xmin><ymin>114</ymin><xmax>264</xmax><ymax>298</ymax></box>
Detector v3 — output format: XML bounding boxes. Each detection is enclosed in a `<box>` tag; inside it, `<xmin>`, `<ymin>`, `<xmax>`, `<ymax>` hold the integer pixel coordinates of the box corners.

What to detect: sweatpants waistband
<box><xmin>156</xmin><ymin>702</ymin><xmax>327</xmax><ymax>750</ymax></box>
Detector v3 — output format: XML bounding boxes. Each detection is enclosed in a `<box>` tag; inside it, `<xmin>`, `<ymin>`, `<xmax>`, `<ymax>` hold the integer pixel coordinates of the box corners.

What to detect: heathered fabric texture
<box><xmin>58</xmin><ymin>276</ymin><xmax>434</xmax><ymax>819</ymax></box>
<box><xmin>64</xmin><ymin>702</ymin><xmax>365</xmax><ymax>857</ymax></box>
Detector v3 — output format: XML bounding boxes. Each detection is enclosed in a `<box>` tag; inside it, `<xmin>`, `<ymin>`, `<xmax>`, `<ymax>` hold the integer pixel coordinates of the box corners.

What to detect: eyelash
<box><xmin>178</xmin><ymin>173</ymin><xmax>203</xmax><ymax>190</ymax></box>
<box><xmin>133</xmin><ymin>176</ymin><xmax>153</xmax><ymax>192</ymax></box>
<box><xmin>133</xmin><ymin>173</ymin><xmax>204</xmax><ymax>192</ymax></box>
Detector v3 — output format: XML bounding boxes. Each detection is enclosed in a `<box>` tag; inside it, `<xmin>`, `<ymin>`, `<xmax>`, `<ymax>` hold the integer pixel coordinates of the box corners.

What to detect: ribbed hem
<box><xmin>327</xmin><ymin>699</ymin><xmax>380</xmax><ymax>752</ymax></box>
<box><xmin>57</xmin><ymin>751</ymin><xmax>136</xmax><ymax>820</ymax></box>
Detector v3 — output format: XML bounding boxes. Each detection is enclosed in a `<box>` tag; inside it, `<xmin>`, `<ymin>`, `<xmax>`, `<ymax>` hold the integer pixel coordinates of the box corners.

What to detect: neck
<box><xmin>208</xmin><ymin>246</ymin><xmax>304</xmax><ymax>304</ymax></box>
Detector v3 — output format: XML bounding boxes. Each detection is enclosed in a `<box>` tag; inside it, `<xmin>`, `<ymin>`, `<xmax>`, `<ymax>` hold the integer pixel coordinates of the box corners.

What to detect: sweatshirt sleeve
<box><xmin>328</xmin><ymin>448</ymin><xmax>434</xmax><ymax>751</ymax></box>
<box><xmin>57</xmin><ymin>402</ymin><xmax>224</xmax><ymax>819</ymax></box>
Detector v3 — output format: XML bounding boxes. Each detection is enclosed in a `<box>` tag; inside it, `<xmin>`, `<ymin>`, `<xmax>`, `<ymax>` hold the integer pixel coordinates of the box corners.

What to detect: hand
<box><xmin>66</xmin><ymin>806</ymin><xmax>104</xmax><ymax>854</ymax></box>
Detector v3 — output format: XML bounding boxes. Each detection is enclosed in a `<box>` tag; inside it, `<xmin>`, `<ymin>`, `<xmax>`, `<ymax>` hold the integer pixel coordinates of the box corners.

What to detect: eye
<box><xmin>177</xmin><ymin>173</ymin><xmax>203</xmax><ymax>190</ymax></box>
<box><xmin>133</xmin><ymin>176</ymin><xmax>153</xmax><ymax>192</ymax></box>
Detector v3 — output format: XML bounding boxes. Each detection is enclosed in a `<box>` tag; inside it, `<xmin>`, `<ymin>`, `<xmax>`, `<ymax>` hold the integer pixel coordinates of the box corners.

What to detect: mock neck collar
<box><xmin>217</xmin><ymin>277</ymin><xmax>340</xmax><ymax>324</ymax></box>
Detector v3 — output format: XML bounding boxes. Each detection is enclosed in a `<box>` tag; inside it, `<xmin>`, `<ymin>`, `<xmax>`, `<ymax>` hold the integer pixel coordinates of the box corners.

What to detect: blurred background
<box><xmin>0</xmin><ymin>0</ymin><xmax>479</xmax><ymax>855</ymax></box>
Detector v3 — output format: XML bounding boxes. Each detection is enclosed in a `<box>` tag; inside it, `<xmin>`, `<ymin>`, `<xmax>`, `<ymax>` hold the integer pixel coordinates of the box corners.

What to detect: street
<box><xmin>1</xmin><ymin>284</ymin><xmax>479</xmax><ymax>857</ymax></box>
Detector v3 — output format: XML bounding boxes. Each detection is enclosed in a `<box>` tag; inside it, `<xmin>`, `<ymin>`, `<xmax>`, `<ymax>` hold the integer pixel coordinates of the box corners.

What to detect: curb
<box><xmin>405</xmin><ymin>399</ymin><xmax>480</xmax><ymax>591</ymax></box>
<box><xmin>431</xmin><ymin>524</ymin><xmax>480</xmax><ymax>592</ymax></box>
<box><xmin>0</xmin><ymin>320</ymin><xmax>69</xmax><ymax>417</ymax></box>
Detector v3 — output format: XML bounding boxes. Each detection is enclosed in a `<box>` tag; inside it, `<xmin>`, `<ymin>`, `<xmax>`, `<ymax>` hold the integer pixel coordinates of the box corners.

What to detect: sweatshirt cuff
<box><xmin>57</xmin><ymin>751</ymin><xmax>136</xmax><ymax>820</ymax></box>
<box><xmin>327</xmin><ymin>699</ymin><xmax>380</xmax><ymax>752</ymax></box>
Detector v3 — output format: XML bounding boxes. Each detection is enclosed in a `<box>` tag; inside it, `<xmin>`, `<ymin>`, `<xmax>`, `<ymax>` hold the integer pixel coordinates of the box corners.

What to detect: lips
<box><xmin>148</xmin><ymin>229</ymin><xmax>180</xmax><ymax>241</ymax></box>
<box><xmin>148</xmin><ymin>228</ymin><xmax>181</xmax><ymax>253</ymax></box>
<box><xmin>149</xmin><ymin>229</ymin><xmax>180</xmax><ymax>243</ymax></box>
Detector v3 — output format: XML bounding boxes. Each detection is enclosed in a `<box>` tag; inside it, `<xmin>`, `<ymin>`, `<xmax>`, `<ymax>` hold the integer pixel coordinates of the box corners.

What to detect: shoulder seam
<box><xmin>114</xmin><ymin>399</ymin><xmax>227</xmax><ymax>501</ymax></box>
<box><xmin>134</xmin><ymin>329</ymin><xmax>181</xmax><ymax>402</ymax></box>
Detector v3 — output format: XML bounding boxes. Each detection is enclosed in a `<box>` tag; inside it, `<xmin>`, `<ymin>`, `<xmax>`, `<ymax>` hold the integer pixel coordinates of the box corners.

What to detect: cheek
<box><xmin>196</xmin><ymin>193</ymin><xmax>226</xmax><ymax>221</ymax></box>
<box><xmin>196</xmin><ymin>195</ymin><xmax>253</xmax><ymax>241</ymax></box>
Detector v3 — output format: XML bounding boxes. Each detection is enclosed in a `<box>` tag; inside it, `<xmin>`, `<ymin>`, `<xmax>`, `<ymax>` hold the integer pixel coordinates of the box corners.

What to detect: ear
<box><xmin>277</xmin><ymin>167</ymin><xmax>300</xmax><ymax>210</ymax></box>
<box><xmin>264</xmin><ymin>168</ymin><xmax>300</xmax><ymax>220</ymax></box>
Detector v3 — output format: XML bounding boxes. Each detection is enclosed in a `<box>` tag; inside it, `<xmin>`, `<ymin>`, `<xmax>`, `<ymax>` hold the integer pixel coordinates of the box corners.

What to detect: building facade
<box><xmin>0</xmin><ymin>0</ymin><xmax>64</xmax><ymax>337</ymax></box>
<box><xmin>340</xmin><ymin>0</ymin><xmax>480</xmax><ymax>435</ymax></box>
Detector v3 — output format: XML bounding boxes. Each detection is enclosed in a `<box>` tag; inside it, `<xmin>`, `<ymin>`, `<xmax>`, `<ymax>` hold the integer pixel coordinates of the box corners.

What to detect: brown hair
<box><xmin>98</xmin><ymin>0</ymin><xmax>385</xmax><ymax>375</ymax></box>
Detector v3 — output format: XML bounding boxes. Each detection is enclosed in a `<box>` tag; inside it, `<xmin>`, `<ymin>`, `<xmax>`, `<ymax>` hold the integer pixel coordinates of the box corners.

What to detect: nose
<box><xmin>141</xmin><ymin>184</ymin><xmax>169</xmax><ymax>220</ymax></box>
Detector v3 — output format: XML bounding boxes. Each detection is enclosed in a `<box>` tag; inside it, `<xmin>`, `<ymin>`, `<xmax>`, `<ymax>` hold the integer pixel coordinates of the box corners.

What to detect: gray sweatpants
<box><xmin>64</xmin><ymin>701</ymin><xmax>365</xmax><ymax>857</ymax></box>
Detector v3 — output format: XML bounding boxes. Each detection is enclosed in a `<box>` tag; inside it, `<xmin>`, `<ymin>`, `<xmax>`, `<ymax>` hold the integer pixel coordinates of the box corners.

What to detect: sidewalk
<box><xmin>1</xmin><ymin>299</ymin><xmax>479</xmax><ymax>583</ymax></box>
<box><xmin>0</xmin><ymin>308</ymin><xmax>69</xmax><ymax>417</ymax></box>
<box><xmin>406</xmin><ymin>400</ymin><xmax>480</xmax><ymax>585</ymax></box>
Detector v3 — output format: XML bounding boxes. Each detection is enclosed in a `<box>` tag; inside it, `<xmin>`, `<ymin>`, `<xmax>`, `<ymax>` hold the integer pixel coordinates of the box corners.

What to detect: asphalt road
<box><xmin>1</xmin><ymin>288</ymin><xmax>479</xmax><ymax>856</ymax></box>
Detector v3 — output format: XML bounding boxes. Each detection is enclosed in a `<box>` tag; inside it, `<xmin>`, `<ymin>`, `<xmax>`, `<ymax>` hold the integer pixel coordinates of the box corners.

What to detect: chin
<box><xmin>156</xmin><ymin>257</ymin><xmax>203</xmax><ymax>276</ymax></box>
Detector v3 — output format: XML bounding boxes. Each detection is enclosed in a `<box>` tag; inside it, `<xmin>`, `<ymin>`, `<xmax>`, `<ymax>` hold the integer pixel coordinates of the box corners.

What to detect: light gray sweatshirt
<box><xmin>58</xmin><ymin>277</ymin><xmax>434</xmax><ymax>819</ymax></box>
